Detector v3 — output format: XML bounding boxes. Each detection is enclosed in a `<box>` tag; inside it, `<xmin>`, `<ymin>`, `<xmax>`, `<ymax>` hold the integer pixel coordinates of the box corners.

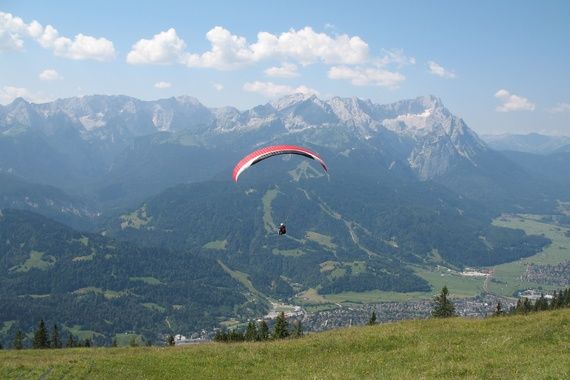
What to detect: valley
<box><xmin>1</xmin><ymin>93</ymin><xmax>569</xmax><ymax>345</ymax></box>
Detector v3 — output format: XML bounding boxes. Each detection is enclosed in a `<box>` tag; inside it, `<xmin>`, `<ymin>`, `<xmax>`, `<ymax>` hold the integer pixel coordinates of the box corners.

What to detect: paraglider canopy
<box><xmin>232</xmin><ymin>145</ymin><xmax>328</xmax><ymax>182</ymax></box>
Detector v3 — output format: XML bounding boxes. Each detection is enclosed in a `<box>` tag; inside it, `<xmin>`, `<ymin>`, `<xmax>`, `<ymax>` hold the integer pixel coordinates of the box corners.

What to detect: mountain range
<box><xmin>3</xmin><ymin>93</ymin><xmax>561</xmax><ymax>214</ymax></box>
<box><xmin>1</xmin><ymin>93</ymin><xmax>568</xmax><ymax>343</ymax></box>
<box><xmin>482</xmin><ymin>133</ymin><xmax>570</xmax><ymax>155</ymax></box>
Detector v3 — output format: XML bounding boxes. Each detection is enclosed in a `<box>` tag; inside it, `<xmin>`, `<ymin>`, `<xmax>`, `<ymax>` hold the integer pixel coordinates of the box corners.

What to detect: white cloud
<box><xmin>243</xmin><ymin>81</ymin><xmax>318</xmax><ymax>98</ymax></box>
<box><xmin>62</xmin><ymin>33</ymin><xmax>115</xmax><ymax>60</ymax></box>
<box><xmin>213</xmin><ymin>83</ymin><xmax>224</xmax><ymax>91</ymax></box>
<box><xmin>264</xmin><ymin>62</ymin><xmax>299</xmax><ymax>78</ymax></box>
<box><xmin>182</xmin><ymin>26</ymin><xmax>254</xmax><ymax>70</ymax></box>
<box><xmin>494</xmin><ymin>89</ymin><xmax>535</xmax><ymax>112</ymax></box>
<box><xmin>0</xmin><ymin>85</ymin><xmax>52</xmax><ymax>104</ymax></box>
<box><xmin>128</xmin><ymin>26</ymin><xmax>369</xmax><ymax>70</ymax></box>
<box><xmin>0</xmin><ymin>12</ymin><xmax>41</xmax><ymax>51</ymax></box>
<box><xmin>427</xmin><ymin>61</ymin><xmax>456</xmax><ymax>79</ymax></box>
<box><xmin>154</xmin><ymin>81</ymin><xmax>172</xmax><ymax>89</ymax></box>
<box><xmin>328</xmin><ymin>66</ymin><xmax>405</xmax><ymax>89</ymax></box>
<box><xmin>126</xmin><ymin>26</ymin><xmax>410</xmax><ymax>87</ymax></box>
<box><xmin>547</xmin><ymin>102</ymin><xmax>570</xmax><ymax>114</ymax></box>
<box><xmin>127</xmin><ymin>28</ymin><xmax>187</xmax><ymax>64</ymax></box>
<box><xmin>39</xmin><ymin>69</ymin><xmax>61</xmax><ymax>81</ymax></box>
<box><xmin>250</xmin><ymin>26</ymin><xmax>369</xmax><ymax>65</ymax></box>
<box><xmin>0</xmin><ymin>11</ymin><xmax>115</xmax><ymax>60</ymax></box>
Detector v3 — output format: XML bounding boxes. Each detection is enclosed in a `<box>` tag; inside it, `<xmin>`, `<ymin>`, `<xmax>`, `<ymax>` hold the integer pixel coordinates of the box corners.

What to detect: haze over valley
<box><xmin>1</xmin><ymin>92</ymin><xmax>570</xmax><ymax>344</ymax></box>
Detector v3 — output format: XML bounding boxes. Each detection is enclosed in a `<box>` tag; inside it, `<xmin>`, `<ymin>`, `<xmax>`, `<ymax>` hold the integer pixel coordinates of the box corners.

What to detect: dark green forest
<box><xmin>0</xmin><ymin>209</ymin><xmax>267</xmax><ymax>346</ymax></box>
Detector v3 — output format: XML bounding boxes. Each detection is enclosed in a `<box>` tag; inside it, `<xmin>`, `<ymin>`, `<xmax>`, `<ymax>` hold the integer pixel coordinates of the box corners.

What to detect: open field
<box><xmin>262</xmin><ymin>188</ymin><xmax>279</xmax><ymax>233</ymax></box>
<box><xmin>323</xmin><ymin>290</ymin><xmax>430</xmax><ymax>303</ymax></box>
<box><xmin>414</xmin><ymin>266</ymin><xmax>484</xmax><ymax>298</ymax></box>
<box><xmin>2</xmin><ymin>309</ymin><xmax>569</xmax><ymax>379</ymax></box>
<box><xmin>313</xmin><ymin>262</ymin><xmax>486</xmax><ymax>305</ymax></box>
<box><xmin>203</xmin><ymin>239</ymin><xmax>228</xmax><ymax>250</ymax></box>
<box><xmin>493</xmin><ymin>214</ymin><xmax>570</xmax><ymax>266</ymax></box>
<box><xmin>9</xmin><ymin>251</ymin><xmax>55</xmax><ymax>272</ymax></box>
<box><xmin>312</xmin><ymin>214</ymin><xmax>570</xmax><ymax>304</ymax></box>
<box><xmin>489</xmin><ymin>214</ymin><xmax>570</xmax><ymax>296</ymax></box>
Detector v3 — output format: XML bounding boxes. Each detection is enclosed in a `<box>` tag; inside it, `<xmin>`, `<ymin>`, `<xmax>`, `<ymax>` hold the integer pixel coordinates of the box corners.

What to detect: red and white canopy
<box><xmin>232</xmin><ymin>145</ymin><xmax>328</xmax><ymax>182</ymax></box>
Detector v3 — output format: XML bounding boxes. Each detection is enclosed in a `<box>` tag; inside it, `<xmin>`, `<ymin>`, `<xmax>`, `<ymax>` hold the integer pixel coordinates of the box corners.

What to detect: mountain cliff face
<box><xmin>0</xmin><ymin>94</ymin><xmax>487</xmax><ymax>183</ymax></box>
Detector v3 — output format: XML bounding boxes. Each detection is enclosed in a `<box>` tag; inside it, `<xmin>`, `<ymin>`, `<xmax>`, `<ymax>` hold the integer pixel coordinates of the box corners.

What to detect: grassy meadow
<box><xmin>319</xmin><ymin>213</ymin><xmax>570</xmax><ymax>304</ymax></box>
<box><xmin>2</xmin><ymin>309</ymin><xmax>569</xmax><ymax>379</ymax></box>
<box><xmin>490</xmin><ymin>214</ymin><xmax>570</xmax><ymax>296</ymax></box>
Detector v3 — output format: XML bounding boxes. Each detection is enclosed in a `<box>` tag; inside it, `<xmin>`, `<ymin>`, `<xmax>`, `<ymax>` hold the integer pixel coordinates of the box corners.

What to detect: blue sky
<box><xmin>1</xmin><ymin>0</ymin><xmax>569</xmax><ymax>135</ymax></box>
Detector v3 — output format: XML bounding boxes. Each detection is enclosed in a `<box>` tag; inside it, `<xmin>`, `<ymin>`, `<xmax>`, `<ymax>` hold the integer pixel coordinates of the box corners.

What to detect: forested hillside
<box><xmin>0</xmin><ymin>209</ymin><xmax>266</xmax><ymax>345</ymax></box>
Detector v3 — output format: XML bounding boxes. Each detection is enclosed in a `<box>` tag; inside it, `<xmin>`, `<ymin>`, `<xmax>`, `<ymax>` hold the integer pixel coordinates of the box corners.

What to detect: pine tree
<box><xmin>257</xmin><ymin>321</ymin><xmax>269</xmax><ymax>341</ymax></box>
<box><xmin>65</xmin><ymin>333</ymin><xmax>75</xmax><ymax>348</ymax></box>
<box><xmin>431</xmin><ymin>286</ymin><xmax>456</xmax><ymax>318</ymax></box>
<box><xmin>13</xmin><ymin>330</ymin><xmax>24</xmax><ymax>350</ymax></box>
<box><xmin>291</xmin><ymin>320</ymin><xmax>304</xmax><ymax>338</ymax></box>
<box><xmin>534</xmin><ymin>294</ymin><xmax>548</xmax><ymax>311</ymax></box>
<box><xmin>493</xmin><ymin>302</ymin><xmax>504</xmax><ymax>317</ymax></box>
<box><xmin>551</xmin><ymin>291</ymin><xmax>560</xmax><ymax>309</ymax></box>
<box><xmin>273</xmin><ymin>311</ymin><xmax>289</xmax><ymax>339</ymax></box>
<box><xmin>557</xmin><ymin>288</ymin><xmax>567</xmax><ymax>308</ymax></box>
<box><xmin>33</xmin><ymin>319</ymin><xmax>49</xmax><ymax>349</ymax></box>
<box><xmin>50</xmin><ymin>324</ymin><xmax>61</xmax><ymax>349</ymax></box>
<box><xmin>228</xmin><ymin>329</ymin><xmax>244</xmax><ymax>342</ymax></box>
<box><xmin>523</xmin><ymin>298</ymin><xmax>532</xmax><ymax>313</ymax></box>
<box><xmin>367</xmin><ymin>311</ymin><xmax>377</xmax><ymax>325</ymax></box>
<box><xmin>245</xmin><ymin>321</ymin><xmax>258</xmax><ymax>341</ymax></box>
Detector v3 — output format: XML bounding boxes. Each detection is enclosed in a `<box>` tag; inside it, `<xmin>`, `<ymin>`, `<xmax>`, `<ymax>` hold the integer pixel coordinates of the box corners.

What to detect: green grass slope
<box><xmin>2</xmin><ymin>309</ymin><xmax>569</xmax><ymax>379</ymax></box>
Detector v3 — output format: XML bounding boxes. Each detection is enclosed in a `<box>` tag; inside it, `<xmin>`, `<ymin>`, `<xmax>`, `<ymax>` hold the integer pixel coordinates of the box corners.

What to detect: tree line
<box><xmin>3</xmin><ymin>287</ymin><xmax>570</xmax><ymax>350</ymax></box>
<box><xmin>503</xmin><ymin>288</ymin><xmax>570</xmax><ymax>315</ymax></box>
<box><xmin>427</xmin><ymin>285</ymin><xmax>570</xmax><ymax>319</ymax></box>
<box><xmin>364</xmin><ymin>285</ymin><xmax>570</xmax><ymax>324</ymax></box>
<box><xmin>213</xmin><ymin>312</ymin><xmax>303</xmax><ymax>343</ymax></box>
<box><xmin>9</xmin><ymin>319</ymin><xmax>92</xmax><ymax>350</ymax></box>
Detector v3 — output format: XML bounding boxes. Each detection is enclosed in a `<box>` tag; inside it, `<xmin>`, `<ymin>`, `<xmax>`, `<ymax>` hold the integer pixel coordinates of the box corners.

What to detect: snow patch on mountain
<box><xmin>79</xmin><ymin>113</ymin><xmax>106</xmax><ymax>130</ymax></box>
<box><xmin>0</xmin><ymin>94</ymin><xmax>488</xmax><ymax>180</ymax></box>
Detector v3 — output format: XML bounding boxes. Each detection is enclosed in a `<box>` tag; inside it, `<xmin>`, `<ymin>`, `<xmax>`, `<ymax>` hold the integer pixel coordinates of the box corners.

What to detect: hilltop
<box><xmin>1</xmin><ymin>309</ymin><xmax>569</xmax><ymax>379</ymax></box>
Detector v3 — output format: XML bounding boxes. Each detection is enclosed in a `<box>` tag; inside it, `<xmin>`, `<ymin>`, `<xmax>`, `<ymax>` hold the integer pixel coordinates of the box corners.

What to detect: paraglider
<box><xmin>232</xmin><ymin>144</ymin><xmax>328</xmax><ymax>237</ymax></box>
<box><xmin>232</xmin><ymin>145</ymin><xmax>328</xmax><ymax>182</ymax></box>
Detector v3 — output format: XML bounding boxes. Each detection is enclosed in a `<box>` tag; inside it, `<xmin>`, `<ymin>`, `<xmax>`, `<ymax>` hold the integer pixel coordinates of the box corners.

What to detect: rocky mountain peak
<box><xmin>269</xmin><ymin>93</ymin><xmax>317</xmax><ymax>111</ymax></box>
<box><xmin>0</xmin><ymin>93</ymin><xmax>488</xmax><ymax>180</ymax></box>
<box><xmin>173</xmin><ymin>95</ymin><xmax>203</xmax><ymax>106</ymax></box>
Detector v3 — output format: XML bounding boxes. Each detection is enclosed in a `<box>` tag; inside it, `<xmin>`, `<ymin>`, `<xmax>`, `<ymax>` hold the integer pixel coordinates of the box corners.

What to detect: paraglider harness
<box><xmin>278</xmin><ymin>223</ymin><xmax>287</xmax><ymax>236</ymax></box>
